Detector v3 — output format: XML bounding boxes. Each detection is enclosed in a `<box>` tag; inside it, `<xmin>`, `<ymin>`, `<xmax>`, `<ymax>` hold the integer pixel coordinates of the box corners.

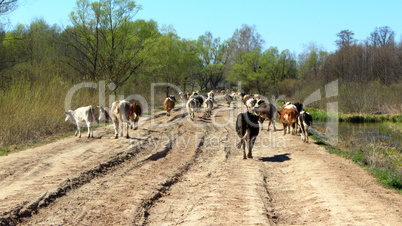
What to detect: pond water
<box><xmin>312</xmin><ymin>121</ymin><xmax>400</xmax><ymax>150</ymax></box>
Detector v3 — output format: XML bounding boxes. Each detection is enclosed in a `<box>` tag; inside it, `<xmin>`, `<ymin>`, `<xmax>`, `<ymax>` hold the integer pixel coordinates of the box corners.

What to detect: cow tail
<box><xmin>236</xmin><ymin>129</ymin><xmax>248</xmax><ymax>149</ymax></box>
<box><xmin>122</xmin><ymin>103</ymin><xmax>132</xmax><ymax>125</ymax></box>
<box><xmin>90</xmin><ymin>106</ymin><xmax>99</xmax><ymax>124</ymax></box>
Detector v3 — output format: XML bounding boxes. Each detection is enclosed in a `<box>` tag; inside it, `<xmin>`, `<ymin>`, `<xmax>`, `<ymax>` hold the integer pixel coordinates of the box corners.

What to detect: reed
<box><xmin>0</xmin><ymin>77</ymin><xmax>98</xmax><ymax>148</ymax></box>
<box><xmin>378</xmin><ymin>122</ymin><xmax>402</xmax><ymax>141</ymax></box>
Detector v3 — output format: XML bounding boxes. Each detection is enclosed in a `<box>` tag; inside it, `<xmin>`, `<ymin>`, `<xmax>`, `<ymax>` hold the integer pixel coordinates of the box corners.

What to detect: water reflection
<box><xmin>312</xmin><ymin>122</ymin><xmax>400</xmax><ymax>150</ymax></box>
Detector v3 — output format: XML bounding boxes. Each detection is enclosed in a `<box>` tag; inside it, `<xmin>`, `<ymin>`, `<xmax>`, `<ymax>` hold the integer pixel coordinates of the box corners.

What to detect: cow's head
<box><xmin>254</xmin><ymin>99</ymin><xmax>265</xmax><ymax>108</ymax></box>
<box><xmin>294</xmin><ymin>103</ymin><xmax>303</xmax><ymax>112</ymax></box>
<box><xmin>65</xmin><ymin>110</ymin><xmax>74</xmax><ymax>122</ymax></box>
<box><xmin>98</xmin><ymin>106</ymin><xmax>110</xmax><ymax>122</ymax></box>
<box><xmin>169</xmin><ymin>95</ymin><xmax>176</xmax><ymax>102</ymax></box>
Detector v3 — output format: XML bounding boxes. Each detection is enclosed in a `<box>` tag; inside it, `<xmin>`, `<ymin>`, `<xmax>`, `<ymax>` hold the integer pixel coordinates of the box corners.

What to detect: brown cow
<box><xmin>282</xmin><ymin>102</ymin><xmax>303</xmax><ymax>134</ymax></box>
<box><xmin>99</xmin><ymin>100</ymin><xmax>131</xmax><ymax>139</ymax></box>
<box><xmin>164</xmin><ymin>95</ymin><xmax>176</xmax><ymax>116</ymax></box>
<box><xmin>277</xmin><ymin>107</ymin><xmax>298</xmax><ymax>136</ymax></box>
<box><xmin>242</xmin><ymin>94</ymin><xmax>253</xmax><ymax>106</ymax></box>
<box><xmin>129</xmin><ymin>102</ymin><xmax>142</xmax><ymax>130</ymax></box>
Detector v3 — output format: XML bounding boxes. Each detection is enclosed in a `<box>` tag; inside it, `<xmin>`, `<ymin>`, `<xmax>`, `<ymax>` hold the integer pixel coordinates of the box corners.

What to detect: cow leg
<box><xmin>91</xmin><ymin>123</ymin><xmax>94</xmax><ymax>138</ymax></box>
<box><xmin>259</xmin><ymin>118</ymin><xmax>264</xmax><ymax>130</ymax></box>
<box><xmin>113</xmin><ymin>120</ymin><xmax>119</xmax><ymax>139</ymax></box>
<box><xmin>300</xmin><ymin>124</ymin><xmax>305</xmax><ymax>141</ymax></box>
<box><xmin>120</xmin><ymin>121</ymin><xmax>124</xmax><ymax>137</ymax></box>
<box><xmin>304</xmin><ymin>123</ymin><xmax>309</xmax><ymax>143</ymax></box>
<box><xmin>283</xmin><ymin>123</ymin><xmax>287</xmax><ymax>135</ymax></box>
<box><xmin>291</xmin><ymin>123</ymin><xmax>296</xmax><ymax>135</ymax></box>
<box><xmin>86</xmin><ymin>121</ymin><xmax>91</xmax><ymax>138</ymax></box>
<box><xmin>248</xmin><ymin>136</ymin><xmax>256</xmax><ymax>159</ymax></box>
<box><xmin>268</xmin><ymin>119</ymin><xmax>272</xmax><ymax>131</ymax></box>
<box><xmin>305</xmin><ymin>129</ymin><xmax>309</xmax><ymax>143</ymax></box>
<box><xmin>247</xmin><ymin>139</ymin><xmax>253</xmax><ymax>159</ymax></box>
<box><xmin>246</xmin><ymin>129</ymin><xmax>253</xmax><ymax>159</ymax></box>
<box><xmin>241</xmin><ymin>144</ymin><xmax>246</xmax><ymax>159</ymax></box>
<box><xmin>76</xmin><ymin>123</ymin><xmax>81</xmax><ymax>138</ymax></box>
<box><xmin>126</xmin><ymin>122</ymin><xmax>129</xmax><ymax>139</ymax></box>
<box><xmin>89</xmin><ymin>121</ymin><xmax>94</xmax><ymax>138</ymax></box>
<box><xmin>272</xmin><ymin>120</ymin><xmax>277</xmax><ymax>132</ymax></box>
<box><xmin>86</xmin><ymin>121</ymin><xmax>90</xmax><ymax>138</ymax></box>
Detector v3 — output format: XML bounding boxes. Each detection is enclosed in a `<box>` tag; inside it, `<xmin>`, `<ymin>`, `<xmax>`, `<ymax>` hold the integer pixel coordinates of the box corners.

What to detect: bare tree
<box><xmin>370</xmin><ymin>26</ymin><xmax>395</xmax><ymax>48</ymax></box>
<box><xmin>335</xmin><ymin>29</ymin><xmax>355</xmax><ymax>49</ymax></box>
<box><xmin>230</xmin><ymin>24</ymin><xmax>265</xmax><ymax>54</ymax></box>
<box><xmin>0</xmin><ymin>0</ymin><xmax>18</xmax><ymax>15</ymax></box>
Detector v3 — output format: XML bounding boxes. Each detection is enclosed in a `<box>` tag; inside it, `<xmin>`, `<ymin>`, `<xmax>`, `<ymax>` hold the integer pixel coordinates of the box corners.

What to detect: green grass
<box><xmin>305</xmin><ymin>108</ymin><xmax>330</xmax><ymax>121</ymax></box>
<box><xmin>0</xmin><ymin>146</ymin><xmax>10</xmax><ymax>156</ymax></box>
<box><xmin>372</xmin><ymin>168</ymin><xmax>402</xmax><ymax>190</ymax></box>
<box><xmin>310</xmin><ymin>134</ymin><xmax>402</xmax><ymax>192</ymax></box>
<box><xmin>379</xmin><ymin>122</ymin><xmax>402</xmax><ymax>140</ymax></box>
<box><xmin>305</xmin><ymin>107</ymin><xmax>402</xmax><ymax>123</ymax></box>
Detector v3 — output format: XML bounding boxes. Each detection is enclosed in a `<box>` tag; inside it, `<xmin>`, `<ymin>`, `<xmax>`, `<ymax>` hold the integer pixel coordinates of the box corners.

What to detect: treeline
<box><xmin>295</xmin><ymin>28</ymin><xmax>402</xmax><ymax>113</ymax></box>
<box><xmin>0</xmin><ymin>0</ymin><xmax>401</xmax><ymax>146</ymax></box>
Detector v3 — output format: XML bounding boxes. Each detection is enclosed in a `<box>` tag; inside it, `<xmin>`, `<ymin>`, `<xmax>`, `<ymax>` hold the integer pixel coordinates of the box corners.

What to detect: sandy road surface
<box><xmin>0</xmin><ymin>100</ymin><xmax>401</xmax><ymax>225</ymax></box>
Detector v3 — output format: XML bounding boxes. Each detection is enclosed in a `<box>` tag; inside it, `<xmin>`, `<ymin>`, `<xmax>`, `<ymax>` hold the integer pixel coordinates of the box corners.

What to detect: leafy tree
<box><xmin>63</xmin><ymin>0</ymin><xmax>156</xmax><ymax>93</ymax></box>
<box><xmin>195</xmin><ymin>32</ymin><xmax>229</xmax><ymax>91</ymax></box>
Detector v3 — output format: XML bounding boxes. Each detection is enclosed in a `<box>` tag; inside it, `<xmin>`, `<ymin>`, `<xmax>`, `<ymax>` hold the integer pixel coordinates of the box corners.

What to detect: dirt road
<box><xmin>0</xmin><ymin>100</ymin><xmax>401</xmax><ymax>225</ymax></box>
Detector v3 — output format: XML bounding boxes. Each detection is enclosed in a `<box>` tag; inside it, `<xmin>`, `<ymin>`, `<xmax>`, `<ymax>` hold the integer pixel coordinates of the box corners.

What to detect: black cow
<box><xmin>298</xmin><ymin>111</ymin><xmax>313</xmax><ymax>143</ymax></box>
<box><xmin>236</xmin><ymin>112</ymin><xmax>260</xmax><ymax>159</ymax></box>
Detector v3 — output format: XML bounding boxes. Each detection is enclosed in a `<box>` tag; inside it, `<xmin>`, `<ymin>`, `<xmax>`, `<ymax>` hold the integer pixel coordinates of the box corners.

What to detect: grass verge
<box><xmin>305</xmin><ymin>107</ymin><xmax>402</xmax><ymax>123</ymax></box>
<box><xmin>310</xmin><ymin>134</ymin><xmax>402</xmax><ymax>192</ymax></box>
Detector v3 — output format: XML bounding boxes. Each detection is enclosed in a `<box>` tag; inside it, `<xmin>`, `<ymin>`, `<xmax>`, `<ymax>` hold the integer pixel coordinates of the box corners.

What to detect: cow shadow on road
<box><xmin>259</xmin><ymin>153</ymin><xmax>291</xmax><ymax>162</ymax></box>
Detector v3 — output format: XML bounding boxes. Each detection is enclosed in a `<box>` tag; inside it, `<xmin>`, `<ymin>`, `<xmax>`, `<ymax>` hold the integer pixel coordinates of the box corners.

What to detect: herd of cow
<box><xmin>65</xmin><ymin>90</ymin><xmax>312</xmax><ymax>160</ymax></box>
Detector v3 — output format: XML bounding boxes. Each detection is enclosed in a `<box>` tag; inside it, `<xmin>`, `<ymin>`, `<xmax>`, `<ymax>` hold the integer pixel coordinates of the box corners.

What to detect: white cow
<box><xmin>186</xmin><ymin>98</ymin><xmax>198</xmax><ymax>120</ymax></box>
<box><xmin>99</xmin><ymin>100</ymin><xmax>131</xmax><ymax>138</ymax></box>
<box><xmin>208</xmin><ymin>90</ymin><xmax>215</xmax><ymax>102</ymax></box>
<box><xmin>246</xmin><ymin>98</ymin><xmax>257</xmax><ymax>113</ymax></box>
<box><xmin>65</xmin><ymin>105</ymin><xmax>97</xmax><ymax>138</ymax></box>
<box><xmin>203</xmin><ymin>97</ymin><xmax>214</xmax><ymax>118</ymax></box>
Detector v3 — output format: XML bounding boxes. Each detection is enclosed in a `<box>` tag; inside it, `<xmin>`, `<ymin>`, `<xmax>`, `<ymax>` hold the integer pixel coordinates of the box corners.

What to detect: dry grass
<box><xmin>0</xmin><ymin>77</ymin><xmax>98</xmax><ymax>147</ymax></box>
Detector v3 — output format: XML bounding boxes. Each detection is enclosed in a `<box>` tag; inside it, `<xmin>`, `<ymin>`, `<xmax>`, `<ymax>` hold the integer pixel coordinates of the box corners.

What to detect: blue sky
<box><xmin>6</xmin><ymin>0</ymin><xmax>402</xmax><ymax>55</ymax></box>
